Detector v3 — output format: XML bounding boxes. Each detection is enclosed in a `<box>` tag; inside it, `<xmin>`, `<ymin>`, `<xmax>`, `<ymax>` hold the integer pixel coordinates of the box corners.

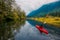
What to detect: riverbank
<box><xmin>27</xmin><ymin>17</ymin><xmax>60</xmax><ymax>28</ymax></box>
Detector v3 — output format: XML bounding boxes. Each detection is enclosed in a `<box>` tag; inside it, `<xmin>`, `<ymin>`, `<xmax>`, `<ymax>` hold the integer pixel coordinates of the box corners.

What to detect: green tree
<box><xmin>0</xmin><ymin>0</ymin><xmax>26</xmax><ymax>40</ymax></box>
<box><xmin>48</xmin><ymin>8</ymin><xmax>60</xmax><ymax>17</ymax></box>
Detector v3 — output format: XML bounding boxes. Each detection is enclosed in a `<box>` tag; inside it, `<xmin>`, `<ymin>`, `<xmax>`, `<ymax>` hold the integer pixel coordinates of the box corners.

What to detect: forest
<box><xmin>0</xmin><ymin>0</ymin><xmax>26</xmax><ymax>40</ymax></box>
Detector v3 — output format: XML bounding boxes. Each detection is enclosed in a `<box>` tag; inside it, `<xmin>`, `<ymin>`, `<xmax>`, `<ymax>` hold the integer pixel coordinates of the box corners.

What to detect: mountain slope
<box><xmin>27</xmin><ymin>1</ymin><xmax>60</xmax><ymax>17</ymax></box>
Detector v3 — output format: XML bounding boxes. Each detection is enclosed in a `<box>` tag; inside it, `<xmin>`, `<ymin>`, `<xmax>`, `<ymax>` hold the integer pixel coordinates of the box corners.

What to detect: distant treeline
<box><xmin>47</xmin><ymin>8</ymin><xmax>60</xmax><ymax>17</ymax></box>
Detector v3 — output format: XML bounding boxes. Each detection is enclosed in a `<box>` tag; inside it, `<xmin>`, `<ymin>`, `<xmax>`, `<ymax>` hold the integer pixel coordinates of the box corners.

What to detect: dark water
<box><xmin>27</xmin><ymin>20</ymin><xmax>60</xmax><ymax>34</ymax></box>
<box><xmin>15</xmin><ymin>20</ymin><xmax>60</xmax><ymax>40</ymax></box>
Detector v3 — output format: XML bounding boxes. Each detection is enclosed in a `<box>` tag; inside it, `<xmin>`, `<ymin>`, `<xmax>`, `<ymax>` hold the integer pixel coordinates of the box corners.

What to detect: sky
<box><xmin>15</xmin><ymin>0</ymin><xmax>58</xmax><ymax>15</ymax></box>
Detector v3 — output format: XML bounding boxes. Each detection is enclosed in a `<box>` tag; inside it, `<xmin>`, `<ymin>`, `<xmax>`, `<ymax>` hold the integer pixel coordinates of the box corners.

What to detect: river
<box><xmin>15</xmin><ymin>20</ymin><xmax>60</xmax><ymax>40</ymax></box>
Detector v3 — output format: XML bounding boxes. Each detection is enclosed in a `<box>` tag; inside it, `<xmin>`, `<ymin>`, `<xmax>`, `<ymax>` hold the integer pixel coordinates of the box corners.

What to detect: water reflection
<box><xmin>15</xmin><ymin>21</ymin><xmax>49</xmax><ymax>40</ymax></box>
<box><xmin>1</xmin><ymin>19</ymin><xmax>60</xmax><ymax>40</ymax></box>
<box><xmin>0</xmin><ymin>20</ymin><xmax>25</xmax><ymax>40</ymax></box>
<box><xmin>15</xmin><ymin>20</ymin><xmax>60</xmax><ymax>40</ymax></box>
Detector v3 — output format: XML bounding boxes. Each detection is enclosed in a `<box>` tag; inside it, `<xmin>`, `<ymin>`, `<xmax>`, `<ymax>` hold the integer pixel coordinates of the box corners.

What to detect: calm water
<box><xmin>15</xmin><ymin>20</ymin><xmax>60</xmax><ymax>40</ymax></box>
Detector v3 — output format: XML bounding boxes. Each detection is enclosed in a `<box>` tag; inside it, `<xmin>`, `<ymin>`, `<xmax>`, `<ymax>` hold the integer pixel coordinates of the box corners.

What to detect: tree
<box><xmin>47</xmin><ymin>8</ymin><xmax>60</xmax><ymax>17</ymax></box>
<box><xmin>0</xmin><ymin>0</ymin><xmax>26</xmax><ymax>40</ymax></box>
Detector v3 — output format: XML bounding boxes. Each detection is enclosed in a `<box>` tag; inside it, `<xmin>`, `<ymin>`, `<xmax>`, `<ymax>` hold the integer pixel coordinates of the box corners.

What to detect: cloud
<box><xmin>15</xmin><ymin>0</ymin><xmax>58</xmax><ymax>15</ymax></box>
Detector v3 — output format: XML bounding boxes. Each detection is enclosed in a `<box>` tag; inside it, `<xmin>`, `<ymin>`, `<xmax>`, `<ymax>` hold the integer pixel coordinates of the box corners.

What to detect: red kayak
<box><xmin>36</xmin><ymin>25</ymin><xmax>48</xmax><ymax>34</ymax></box>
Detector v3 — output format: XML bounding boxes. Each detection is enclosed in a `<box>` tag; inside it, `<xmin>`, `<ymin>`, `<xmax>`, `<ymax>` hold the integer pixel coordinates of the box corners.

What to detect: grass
<box><xmin>29</xmin><ymin>16</ymin><xmax>60</xmax><ymax>28</ymax></box>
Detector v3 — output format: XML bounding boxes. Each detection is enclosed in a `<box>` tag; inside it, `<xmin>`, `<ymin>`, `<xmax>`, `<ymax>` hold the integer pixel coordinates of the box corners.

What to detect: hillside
<box><xmin>27</xmin><ymin>1</ymin><xmax>60</xmax><ymax>17</ymax></box>
<box><xmin>48</xmin><ymin>8</ymin><xmax>60</xmax><ymax>17</ymax></box>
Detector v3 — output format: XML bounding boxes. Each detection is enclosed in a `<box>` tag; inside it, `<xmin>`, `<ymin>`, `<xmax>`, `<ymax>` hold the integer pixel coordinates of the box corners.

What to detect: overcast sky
<box><xmin>15</xmin><ymin>0</ymin><xmax>58</xmax><ymax>15</ymax></box>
